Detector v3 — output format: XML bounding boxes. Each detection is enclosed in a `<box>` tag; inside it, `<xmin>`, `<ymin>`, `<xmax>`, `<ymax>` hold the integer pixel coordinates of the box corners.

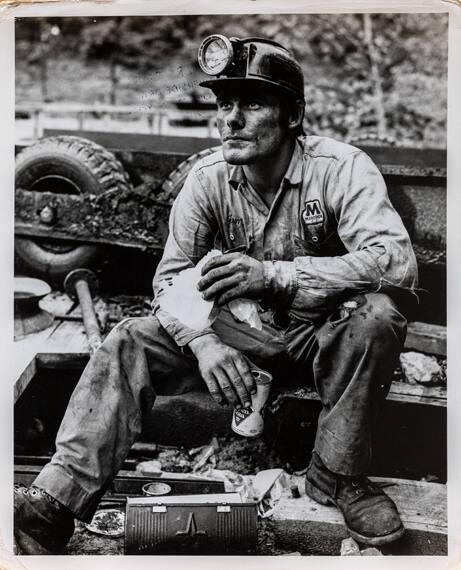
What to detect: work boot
<box><xmin>305</xmin><ymin>452</ymin><xmax>404</xmax><ymax>546</ymax></box>
<box><xmin>14</xmin><ymin>484</ymin><xmax>75</xmax><ymax>554</ymax></box>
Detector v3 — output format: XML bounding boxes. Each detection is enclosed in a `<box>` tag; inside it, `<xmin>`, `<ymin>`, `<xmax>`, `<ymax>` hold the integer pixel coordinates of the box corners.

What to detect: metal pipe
<box><xmin>74</xmin><ymin>278</ymin><xmax>102</xmax><ymax>355</ymax></box>
<box><xmin>64</xmin><ymin>268</ymin><xmax>102</xmax><ymax>355</ymax></box>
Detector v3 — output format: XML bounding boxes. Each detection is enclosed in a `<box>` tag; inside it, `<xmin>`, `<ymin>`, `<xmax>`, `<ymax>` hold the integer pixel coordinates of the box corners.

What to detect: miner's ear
<box><xmin>287</xmin><ymin>99</ymin><xmax>305</xmax><ymax>130</ymax></box>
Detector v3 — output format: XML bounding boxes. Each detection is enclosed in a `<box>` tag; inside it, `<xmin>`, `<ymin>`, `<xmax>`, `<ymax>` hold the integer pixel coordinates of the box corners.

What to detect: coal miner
<box><xmin>15</xmin><ymin>36</ymin><xmax>418</xmax><ymax>553</ymax></box>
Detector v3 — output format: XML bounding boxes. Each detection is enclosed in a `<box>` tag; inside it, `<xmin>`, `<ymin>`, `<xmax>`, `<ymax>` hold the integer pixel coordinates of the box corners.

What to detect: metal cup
<box><xmin>231</xmin><ymin>369</ymin><xmax>272</xmax><ymax>438</ymax></box>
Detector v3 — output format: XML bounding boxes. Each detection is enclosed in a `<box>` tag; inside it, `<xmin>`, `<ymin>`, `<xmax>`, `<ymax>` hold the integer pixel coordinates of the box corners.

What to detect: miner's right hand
<box><xmin>188</xmin><ymin>334</ymin><xmax>256</xmax><ymax>408</ymax></box>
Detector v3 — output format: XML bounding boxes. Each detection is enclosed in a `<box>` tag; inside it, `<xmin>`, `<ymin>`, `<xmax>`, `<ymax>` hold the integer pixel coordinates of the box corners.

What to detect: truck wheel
<box><xmin>160</xmin><ymin>145</ymin><xmax>221</xmax><ymax>202</ymax></box>
<box><xmin>15</xmin><ymin>136</ymin><xmax>133</xmax><ymax>284</ymax></box>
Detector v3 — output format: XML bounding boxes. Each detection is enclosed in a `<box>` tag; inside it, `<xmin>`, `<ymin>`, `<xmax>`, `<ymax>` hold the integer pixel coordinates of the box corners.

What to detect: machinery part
<box><xmin>15</xmin><ymin>136</ymin><xmax>133</xmax><ymax>284</ymax></box>
<box><xmin>14</xmin><ymin>277</ymin><xmax>54</xmax><ymax>340</ymax></box>
<box><xmin>64</xmin><ymin>268</ymin><xmax>102</xmax><ymax>355</ymax></box>
<box><xmin>160</xmin><ymin>145</ymin><xmax>220</xmax><ymax>201</ymax></box>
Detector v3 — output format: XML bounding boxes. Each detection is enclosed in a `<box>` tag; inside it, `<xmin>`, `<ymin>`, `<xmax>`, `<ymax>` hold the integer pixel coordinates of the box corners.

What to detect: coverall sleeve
<box><xmin>264</xmin><ymin>150</ymin><xmax>418</xmax><ymax>321</ymax></box>
<box><xmin>151</xmin><ymin>167</ymin><xmax>218</xmax><ymax>346</ymax></box>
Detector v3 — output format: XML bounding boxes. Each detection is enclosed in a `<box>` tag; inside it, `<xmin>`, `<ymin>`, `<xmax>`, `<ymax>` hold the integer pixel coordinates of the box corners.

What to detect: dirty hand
<box><xmin>197</xmin><ymin>252</ymin><xmax>265</xmax><ymax>306</ymax></box>
<box><xmin>188</xmin><ymin>333</ymin><xmax>256</xmax><ymax>408</ymax></box>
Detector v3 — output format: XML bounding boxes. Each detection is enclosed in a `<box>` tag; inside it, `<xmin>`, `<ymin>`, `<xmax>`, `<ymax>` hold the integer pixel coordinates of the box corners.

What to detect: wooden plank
<box><xmin>405</xmin><ymin>321</ymin><xmax>447</xmax><ymax>356</ymax></box>
<box><xmin>273</xmin><ymin>476</ymin><xmax>447</xmax><ymax>555</ymax></box>
<box><xmin>280</xmin><ymin>381</ymin><xmax>446</xmax><ymax>408</ymax></box>
<box><xmin>40</xmin><ymin>319</ymin><xmax>89</xmax><ymax>354</ymax></box>
<box><xmin>35</xmin><ymin>319</ymin><xmax>90</xmax><ymax>368</ymax></box>
<box><xmin>13</xmin><ymin>356</ymin><xmax>37</xmax><ymax>404</ymax></box>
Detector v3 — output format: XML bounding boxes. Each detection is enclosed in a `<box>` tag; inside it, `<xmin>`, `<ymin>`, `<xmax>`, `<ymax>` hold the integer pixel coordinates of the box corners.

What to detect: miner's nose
<box><xmin>226</xmin><ymin>104</ymin><xmax>245</xmax><ymax>130</ymax></box>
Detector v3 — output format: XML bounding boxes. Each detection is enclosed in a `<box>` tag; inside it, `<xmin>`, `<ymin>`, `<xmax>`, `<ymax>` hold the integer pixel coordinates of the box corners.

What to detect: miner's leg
<box><xmin>15</xmin><ymin>310</ymin><xmax>287</xmax><ymax>554</ymax></box>
<box><xmin>14</xmin><ymin>316</ymin><xmax>202</xmax><ymax>553</ymax></box>
<box><xmin>302</xmin><ymin>292</ymin><xmax>408</xmax><ymax>545</ymax></box>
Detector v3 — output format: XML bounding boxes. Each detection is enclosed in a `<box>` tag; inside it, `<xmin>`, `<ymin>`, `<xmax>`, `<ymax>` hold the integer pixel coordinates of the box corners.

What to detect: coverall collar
<box><xmin>228</xmin><ymin>137</ymin><xmax>304</xmax><ymax>190</ymax></box>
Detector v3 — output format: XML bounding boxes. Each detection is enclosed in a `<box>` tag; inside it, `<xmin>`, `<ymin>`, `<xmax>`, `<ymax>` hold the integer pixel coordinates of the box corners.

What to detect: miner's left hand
<box><xmin>198</xmin><ymin>253</ymin><xmax>265</xmax><ymax>306</ymax></box>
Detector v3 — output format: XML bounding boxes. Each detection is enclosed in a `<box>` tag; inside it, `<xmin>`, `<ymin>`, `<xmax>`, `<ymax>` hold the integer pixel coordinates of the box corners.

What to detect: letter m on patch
<box><xmin>302</xmin><ymin>199</ymin><xmax>324</xmax><ymax>225</ymax></box>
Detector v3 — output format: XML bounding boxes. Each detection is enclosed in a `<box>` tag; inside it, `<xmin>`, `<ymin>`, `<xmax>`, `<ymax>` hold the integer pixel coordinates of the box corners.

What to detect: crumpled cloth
<box><xmin>158</xmin><ymin>249</ymin><xmax>262</xmax><ymax>330</ymax></box>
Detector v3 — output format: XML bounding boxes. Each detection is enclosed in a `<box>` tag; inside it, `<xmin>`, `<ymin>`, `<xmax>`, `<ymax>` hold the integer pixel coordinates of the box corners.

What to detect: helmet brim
<box><xmin>200</xmin><ymin>77</ymin><xmax>305</xmax><ymax>102</ymax></box>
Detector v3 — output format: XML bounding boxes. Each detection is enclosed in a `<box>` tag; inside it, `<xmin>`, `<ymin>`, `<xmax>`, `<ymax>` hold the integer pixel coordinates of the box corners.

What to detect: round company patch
<box><xmin>302</xmin><ymin>199</ymin><xmax>324</xmax><ymax>225</ymax></box>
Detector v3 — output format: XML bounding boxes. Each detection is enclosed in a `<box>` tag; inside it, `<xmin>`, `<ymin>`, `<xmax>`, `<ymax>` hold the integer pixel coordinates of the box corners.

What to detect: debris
<box><xmin>360</xmin><ymin>547</ymin><xmax>384</xmax><ymax>556</ymax></box>
<box><xmin>135</xmin><ymin>459</ymin><xmax>162</xmax><ymax>476</ymax></box>
<box><xmin>188</xmin><ymin>444</ymin><xmax>209</xmax><ymax>457</ymax></box>
<box><xmin>290</xmin><ymin>483</ymin><xmax>301</xmax><ymax>498</ymax></box>
<box><xmin>156</xmin><ymin>448</ymin><xmax>193</xmax><ymax>473</ymax></box>
<box><xmin>399</xmin><ymin>351</ymin><xmax>442</xmax><ymax>384</ymax></box>
<box><xmin>340</xmin><ymin>537</ymin><xmax>361</xmax><ymax>556</ymax></box>
<box><xmin>131</xmin><ymin>442</ymin><xmax>157</xmax><ymax>456</ymax></box>
<box><xmin>253</xmin><ymin>469</ymin><xmax>288</xmax><ymax>517</ymax></box>
<box><xmin>85</xmin><ymin>509</ymin><xmax>125</xmax><ymax>538</ymax></box>
<box><xmin>192</xmin><ymin>443</ymin><xmax>216</xmax><ymax>472</ymax></box>
<box><xmin>279</xmin><ymin>552</ymin><xmax>302</xmax><ymax>556</ymax></box>
<box><xmin>214</xmin><ymin>435</ymin><xmax>280</xmax><ymax>473</ymax></box>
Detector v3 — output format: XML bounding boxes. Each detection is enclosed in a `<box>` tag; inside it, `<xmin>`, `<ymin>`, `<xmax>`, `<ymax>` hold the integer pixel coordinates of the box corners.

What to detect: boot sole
<box><xmin>305</xmin><ymin>478</ymin><xmax>406</xmax><ymax>546</ymax></box>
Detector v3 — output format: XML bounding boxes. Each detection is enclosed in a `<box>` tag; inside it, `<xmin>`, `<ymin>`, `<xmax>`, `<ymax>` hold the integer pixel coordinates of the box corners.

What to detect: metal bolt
<box><xmin>39</xmin><ymin>205</ymin><xmax>55</xmax><ymax>225</ymax></box>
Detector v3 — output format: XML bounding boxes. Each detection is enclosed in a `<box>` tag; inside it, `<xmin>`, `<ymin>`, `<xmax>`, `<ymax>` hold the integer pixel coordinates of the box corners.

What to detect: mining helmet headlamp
<box><xmin>198</xmin><ymin>35</ymin><xmax>305</xmax><ymax>102</ymax></box>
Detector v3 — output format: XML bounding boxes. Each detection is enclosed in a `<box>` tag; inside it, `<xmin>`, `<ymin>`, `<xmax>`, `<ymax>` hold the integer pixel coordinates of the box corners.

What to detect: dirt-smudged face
<box><xmin>214</xmin><ymin>83</ymin><xmax>290</xmax><ymax>166</ymax></box>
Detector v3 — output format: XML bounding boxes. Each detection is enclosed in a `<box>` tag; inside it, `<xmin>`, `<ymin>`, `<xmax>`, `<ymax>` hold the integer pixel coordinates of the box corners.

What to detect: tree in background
<box><xmin>15</xmin><ymin>13</ymin><xmax>448</xmax><ymax>147</ymax></box>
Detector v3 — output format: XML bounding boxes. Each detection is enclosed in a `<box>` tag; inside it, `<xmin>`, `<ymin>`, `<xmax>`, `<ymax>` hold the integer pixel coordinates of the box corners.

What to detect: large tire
<box><xmin>15</xmin><ymin>135</ymin><xmax>133</xmax><ymax>284</ymax></box>
<box><xmin>160</xmin><ymin>145</ymin><xmax>221</xmax><ymax>202</ymax></box>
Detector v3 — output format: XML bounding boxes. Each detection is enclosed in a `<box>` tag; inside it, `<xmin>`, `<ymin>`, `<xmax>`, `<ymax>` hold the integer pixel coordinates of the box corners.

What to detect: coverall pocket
<box><xmin>225</xmin><ymin>215</ymin><xmax>248</xmax><ymax>252</ymax></box>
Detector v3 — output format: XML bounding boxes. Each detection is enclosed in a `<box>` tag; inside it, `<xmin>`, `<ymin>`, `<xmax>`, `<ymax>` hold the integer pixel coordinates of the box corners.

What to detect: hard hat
<box><xmin>198</xmin><ymin>35</ymin><xmax>305</xmax><ymax>101</ymax></box>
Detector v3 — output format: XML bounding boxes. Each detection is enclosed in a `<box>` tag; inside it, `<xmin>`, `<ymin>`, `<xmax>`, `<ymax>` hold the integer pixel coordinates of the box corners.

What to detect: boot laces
<box><xmin>349</xmin><ymin>477</ymin><xmax>382</xmax><ymax>503</ymax></box>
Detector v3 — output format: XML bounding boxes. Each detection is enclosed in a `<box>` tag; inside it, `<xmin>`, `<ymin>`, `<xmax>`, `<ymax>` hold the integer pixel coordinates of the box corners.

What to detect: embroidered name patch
<box><xmin>302</xmin><ymin>199</ymin><xmax>324</xmax><ymax>225</ymax></box>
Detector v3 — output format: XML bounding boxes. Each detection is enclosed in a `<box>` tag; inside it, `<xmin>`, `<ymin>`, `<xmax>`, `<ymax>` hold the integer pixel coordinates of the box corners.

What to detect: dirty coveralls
<box><xmin>35</xmin><ymin>136</ymin><xmax>418</xmax><ymax>521</ymax></box>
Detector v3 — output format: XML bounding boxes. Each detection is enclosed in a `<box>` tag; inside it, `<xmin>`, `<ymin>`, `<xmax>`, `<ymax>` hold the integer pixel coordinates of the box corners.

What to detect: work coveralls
<box><xmin>35</xmin><ymin>136</ymin><xmax>418</xmax><ymax>521</ymax></box>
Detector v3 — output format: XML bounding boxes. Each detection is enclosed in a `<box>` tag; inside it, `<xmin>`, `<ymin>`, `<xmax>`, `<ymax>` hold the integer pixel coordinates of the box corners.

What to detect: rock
<box><xmin>340</xmin><ymin>537</ymin><xmax>361</xmax><ymax>556</ymax></box>
<box><xmin>360</xmin><ymin>547</ymin><xmax>383</xmax><ymax>556</ymax></box>
<box><xmin>399</xmin><ymin>352</ymin><xmax>442</xmax><ymax>384</ymax></box>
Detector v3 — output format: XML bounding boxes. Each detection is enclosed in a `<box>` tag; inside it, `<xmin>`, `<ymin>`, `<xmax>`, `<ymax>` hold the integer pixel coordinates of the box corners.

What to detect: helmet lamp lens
<box><xmin>199</xmin><ymin>35</ymin><xmax>233</xmax><ymax>75</ymax></box>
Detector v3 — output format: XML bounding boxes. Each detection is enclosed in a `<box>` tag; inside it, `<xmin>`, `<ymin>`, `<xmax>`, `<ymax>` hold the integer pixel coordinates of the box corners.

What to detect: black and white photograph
<box><xmin>3</xmin><ymin>4</ymin><xmax>455</xmax><ymax>563</ymax></box>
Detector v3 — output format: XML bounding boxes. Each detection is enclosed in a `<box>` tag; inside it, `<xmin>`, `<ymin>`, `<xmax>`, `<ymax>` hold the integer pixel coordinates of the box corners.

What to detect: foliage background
<box><xmin>15</xmin><ymin>14</ymin><xmax>448</xmax><ymax>148</ymax></box>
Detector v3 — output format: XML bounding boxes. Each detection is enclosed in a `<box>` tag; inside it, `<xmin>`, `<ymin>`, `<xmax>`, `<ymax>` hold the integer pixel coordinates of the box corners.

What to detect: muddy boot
<box><xmin>305</xmin><ymin>452</ymin><xmax>404</xmax><ymax>546</ymax></box>
<box><xmin>14</xmin><ymin>485</ymin><xmax>75</xmax><ymax>554</ymax></box>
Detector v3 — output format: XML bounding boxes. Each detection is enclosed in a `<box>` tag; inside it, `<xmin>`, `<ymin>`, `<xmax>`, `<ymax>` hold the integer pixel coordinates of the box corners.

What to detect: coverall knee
<box><xmin>312</xmin><ymin>292</ymin><xmax>407</xmax><ymax>476</ymax></box>
<box><xmin>34</xmin><ymin>316</ymin><xmax>203</xmax><ymax>521</ymax></box>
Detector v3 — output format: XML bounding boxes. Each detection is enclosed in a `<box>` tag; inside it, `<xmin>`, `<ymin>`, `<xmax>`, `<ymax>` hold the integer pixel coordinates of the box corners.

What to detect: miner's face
<box><xmin>214</xmin><ymin>83</ymin><xmax>290</xmax><ymax>165</ymax></box>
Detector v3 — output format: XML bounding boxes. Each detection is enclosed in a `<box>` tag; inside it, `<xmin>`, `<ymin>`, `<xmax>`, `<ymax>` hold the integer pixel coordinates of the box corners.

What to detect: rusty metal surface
<box><xmin>15</xmin><ymin>131</ymin><xmax>446</xmax><ymax>262</ymax></box>
<box><xmin>15</xmin><ymin>187</ymin><xmax>170</xmax><ymax>252</ymax></box>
